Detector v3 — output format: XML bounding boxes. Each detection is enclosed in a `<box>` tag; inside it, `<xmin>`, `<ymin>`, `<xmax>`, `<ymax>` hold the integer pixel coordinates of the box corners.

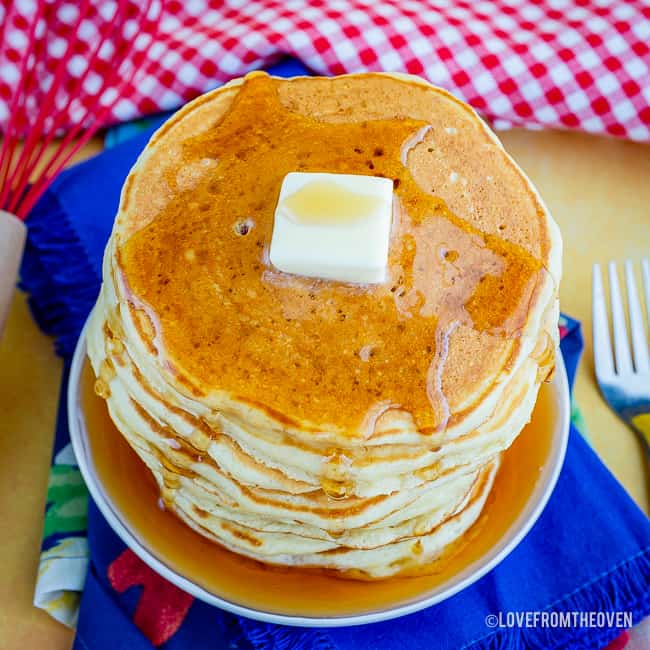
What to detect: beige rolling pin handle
<box><xmin>0</xmin><ymin>210</ymin><xmax>27</xmax><ymax>337</ymax></box>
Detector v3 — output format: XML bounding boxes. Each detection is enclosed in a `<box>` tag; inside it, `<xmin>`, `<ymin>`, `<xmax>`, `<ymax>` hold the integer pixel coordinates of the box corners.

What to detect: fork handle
<box><xmin>629</xmin><ymin>420</ymin><xmax>650</xmax><ymax>461</ymax></box>
<box><xmin>0</xmin><ymin>210</ymin><xmax>26</xmax><ymax>337</ymax></box>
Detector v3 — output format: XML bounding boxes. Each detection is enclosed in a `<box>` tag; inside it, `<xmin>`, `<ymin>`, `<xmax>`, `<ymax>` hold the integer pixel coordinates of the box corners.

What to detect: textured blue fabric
<box><xmin>21</xmin><ymin>60</ymin><xmax>650</xmax><ymax>650</ymax></box>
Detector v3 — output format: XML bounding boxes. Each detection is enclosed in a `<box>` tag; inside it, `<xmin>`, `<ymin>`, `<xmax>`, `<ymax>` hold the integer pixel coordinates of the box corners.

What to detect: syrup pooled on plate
<box><xmin>82</xmin><ymin>361</ymin><xmax>555</xmax><ymax>617</ymax></box>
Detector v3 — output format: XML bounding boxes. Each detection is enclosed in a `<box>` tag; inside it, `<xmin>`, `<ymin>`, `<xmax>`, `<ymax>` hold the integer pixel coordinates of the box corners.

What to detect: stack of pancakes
<box><xmin>87</xmin><ymin>72</ymin><xmax>561</xmax><ymax>578</ymax></box>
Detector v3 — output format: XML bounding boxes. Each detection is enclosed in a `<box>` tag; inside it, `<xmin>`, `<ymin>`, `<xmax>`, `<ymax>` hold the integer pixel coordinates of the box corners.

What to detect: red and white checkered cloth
<box><xmin>2</xmin><ymin>0</ymin><xmax>650</xmax><ymax>141</ymax></box>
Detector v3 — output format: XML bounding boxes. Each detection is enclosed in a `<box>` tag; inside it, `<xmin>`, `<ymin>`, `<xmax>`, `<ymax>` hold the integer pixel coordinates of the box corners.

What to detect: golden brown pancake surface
<box><xmin>115</xmin><ymin>73</ymin><xmax>554</xmax><ymax>437</ymax></box>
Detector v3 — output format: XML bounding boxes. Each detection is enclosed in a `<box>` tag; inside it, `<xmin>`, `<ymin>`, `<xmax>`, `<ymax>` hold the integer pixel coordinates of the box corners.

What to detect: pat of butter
<box><xmin>269</xmin><ymin>172</ymin><xmax>393</xmax><ymax>284</ymax></box>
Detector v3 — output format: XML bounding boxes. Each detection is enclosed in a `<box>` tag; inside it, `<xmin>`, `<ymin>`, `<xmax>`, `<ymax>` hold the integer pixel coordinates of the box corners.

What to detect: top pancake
<box><xmin>111</xmin><ymin>72</ymin><xmax>561</xmax><ymax>439</ymax></box>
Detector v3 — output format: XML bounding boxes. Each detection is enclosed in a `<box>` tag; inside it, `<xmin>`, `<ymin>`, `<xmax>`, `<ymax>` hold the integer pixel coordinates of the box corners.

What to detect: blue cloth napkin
<box><xmin>22</xmin><ymin>60</ymin><xmax>650</xmax><ymax>650</ymax></box>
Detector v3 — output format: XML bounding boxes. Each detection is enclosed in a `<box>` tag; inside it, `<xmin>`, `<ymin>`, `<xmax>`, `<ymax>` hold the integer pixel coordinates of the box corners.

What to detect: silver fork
<box><xmin>593</xmin><ymin>260</ymin><xmax>650</xmax><ymax>457</ymax></box>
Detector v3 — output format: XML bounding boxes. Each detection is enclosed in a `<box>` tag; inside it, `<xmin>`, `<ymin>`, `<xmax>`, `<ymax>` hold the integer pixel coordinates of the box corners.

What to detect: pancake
<box><xmin>87</xmin><ymin>72</ymin><xmax>561</xmax><ymax>577</ymax></box>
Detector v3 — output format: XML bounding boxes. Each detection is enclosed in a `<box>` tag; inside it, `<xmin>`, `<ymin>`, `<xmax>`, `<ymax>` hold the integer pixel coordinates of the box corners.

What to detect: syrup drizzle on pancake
<box><xmin>120</xmin><ymin>73</ymin><xmax>541</xmax><ymax>435</ymax></box>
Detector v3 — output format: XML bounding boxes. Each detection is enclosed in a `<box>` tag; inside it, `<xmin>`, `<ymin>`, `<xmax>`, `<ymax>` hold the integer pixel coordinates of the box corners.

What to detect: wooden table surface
<box><xmin>0</xmin><ymin>129</ymin><xmax>648</xmax><ymax>649</ymax></box>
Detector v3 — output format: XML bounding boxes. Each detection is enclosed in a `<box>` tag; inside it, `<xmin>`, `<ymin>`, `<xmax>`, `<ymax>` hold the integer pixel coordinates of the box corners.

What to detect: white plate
<box><xmin>68</xmin><ymin>322</ymin><xmax>570</xmax><ymax>627</ymax></box>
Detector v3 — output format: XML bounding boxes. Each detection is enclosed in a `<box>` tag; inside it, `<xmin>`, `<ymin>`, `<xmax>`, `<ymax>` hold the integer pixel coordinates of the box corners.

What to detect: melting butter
<box><xmin>281</xmin><ymin>180</ymin><xmax>385</xmax><ymax>225</ymax></box>
<box><xmin>270</xmin><ymin>172</ymin><xmax>394</xmax><ymax>284</ymax></box>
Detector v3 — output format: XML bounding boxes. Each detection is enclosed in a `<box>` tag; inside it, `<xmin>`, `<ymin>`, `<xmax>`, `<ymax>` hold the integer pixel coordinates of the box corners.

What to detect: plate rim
<box><xmin>69</xmin><ymin>317</ymin><xmax>570</xmax><ymax>628</ymax></box>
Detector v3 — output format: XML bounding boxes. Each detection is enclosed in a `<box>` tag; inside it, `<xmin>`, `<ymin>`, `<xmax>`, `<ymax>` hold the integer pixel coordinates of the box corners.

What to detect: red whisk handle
<box><xmin>0</xmin><ymin>210</ymin><xmax>26</xmax><ymax>336</ymax></box>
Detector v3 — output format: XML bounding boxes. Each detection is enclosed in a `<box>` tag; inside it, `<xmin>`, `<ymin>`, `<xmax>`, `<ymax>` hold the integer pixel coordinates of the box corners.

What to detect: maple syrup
<box><xmin>81</xmin><ymin>360</ymin><xmax>556</xmax><ymax>617</ymax></box>
<box><xmin>120</xmin><ymin>74</ymin><xmax>542</xmax><ymax>435</ymax></box>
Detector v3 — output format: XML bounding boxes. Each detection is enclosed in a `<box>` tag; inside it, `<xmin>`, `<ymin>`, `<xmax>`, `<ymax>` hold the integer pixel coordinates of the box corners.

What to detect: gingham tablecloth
<box><xmin>1</xmin><ymin>0</ymin><xmax>650</xmax><ymax>141</ymax></box>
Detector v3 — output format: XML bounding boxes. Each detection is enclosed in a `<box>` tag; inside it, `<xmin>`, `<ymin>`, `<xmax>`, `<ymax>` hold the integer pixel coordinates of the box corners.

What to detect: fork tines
<box><xmin>593</xmin><ymin>260</ymin><xmax>650</xmax><ymax>379</ymax></box>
